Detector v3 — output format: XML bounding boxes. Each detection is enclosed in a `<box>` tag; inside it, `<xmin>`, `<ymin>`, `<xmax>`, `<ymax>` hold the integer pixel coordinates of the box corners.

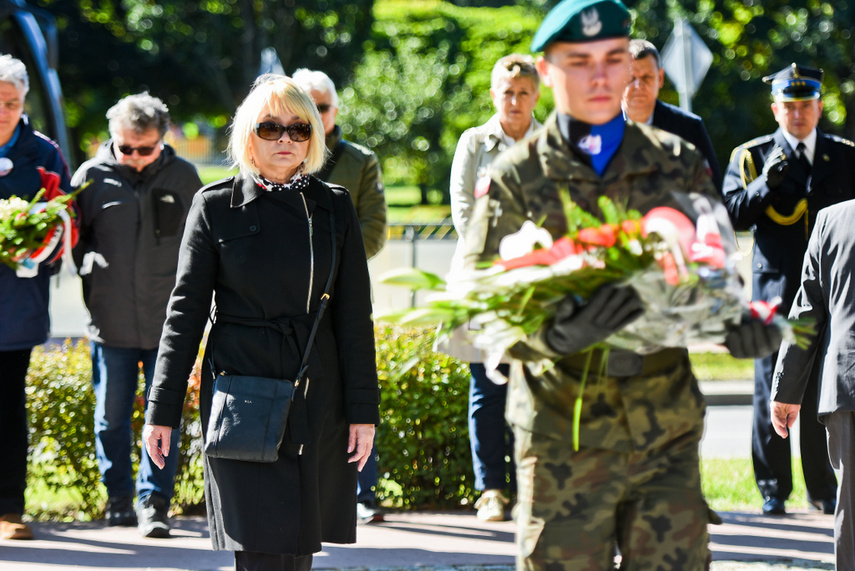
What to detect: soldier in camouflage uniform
<box><xmin>462</xmin><ymin>0</ymin><xmax>783</xmax><ymax>568</ymax></box>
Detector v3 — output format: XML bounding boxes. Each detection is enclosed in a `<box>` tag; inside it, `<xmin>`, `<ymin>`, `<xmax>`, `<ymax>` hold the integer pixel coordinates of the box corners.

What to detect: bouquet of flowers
<box><xmin>380</xmin><ymin>192</ymin><xmax>814</xmax><ymax>374</ymax></box>
<box><xmin>0</xmin><ymin>167</ymin><xmax>83</xmax><ymax>276</ymax></box>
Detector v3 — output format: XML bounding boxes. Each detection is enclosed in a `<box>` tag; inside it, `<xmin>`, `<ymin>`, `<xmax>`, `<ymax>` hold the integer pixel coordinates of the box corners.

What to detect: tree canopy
<box><xmin>37</xmin><ymin>0</ymin><xmax>374</xmax><ymax>152</ymax></box>
<box><xmin>28</xmin><ymin>0</ymin><xmax>855</xmax><ymax>194</ymax></box>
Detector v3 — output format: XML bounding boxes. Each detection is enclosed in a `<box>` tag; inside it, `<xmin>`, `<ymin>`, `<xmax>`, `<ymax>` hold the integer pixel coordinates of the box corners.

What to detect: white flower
<box><xmin>498</xmin><ymin>220</ymin><xmax>553</xmax><ymax>260</ymax></box>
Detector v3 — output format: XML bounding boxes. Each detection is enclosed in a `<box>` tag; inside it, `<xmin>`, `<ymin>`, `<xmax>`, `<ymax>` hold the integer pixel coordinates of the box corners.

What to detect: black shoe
<box><xmin>810</xmin><ymin>498</ymin><xmax>836</xmax><ymax>515</ymax></box>
<box><xmin>105</xmin><ymin>496</ymin><xmax>137</xmax><ymax>527</ymax></box>
<box><xmin>136</xmin><ymin>495</ymin><xmax>170</xmax><ymax>538</ymax></box>
<box><xmin>356</xmin><ymin>502</ymin><xmax>384</xmax><ymax>525</ymax></box>
<box><xmin>762</xmin><ymin>496</ymin><xmax>786</xmax><ymax>515</ymax></box>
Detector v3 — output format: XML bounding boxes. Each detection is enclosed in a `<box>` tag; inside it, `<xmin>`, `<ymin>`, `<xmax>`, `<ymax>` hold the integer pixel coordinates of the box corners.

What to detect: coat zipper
<box><xmin>300</xmin><ymin>192</ymin><xmax>314</xmax><ymax>313</ymax></box>
<box><xmin>298</xmin><ymin>192</ymin><xmax>314</xmax><ymax>457</ymax></box>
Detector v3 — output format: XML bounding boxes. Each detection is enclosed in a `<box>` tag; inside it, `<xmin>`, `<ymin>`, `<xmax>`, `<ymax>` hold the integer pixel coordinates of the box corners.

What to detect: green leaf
<box><xmin>379</xmin><ymin>267</ymin><xmax>447</xmax><ymax>291</ymax></box>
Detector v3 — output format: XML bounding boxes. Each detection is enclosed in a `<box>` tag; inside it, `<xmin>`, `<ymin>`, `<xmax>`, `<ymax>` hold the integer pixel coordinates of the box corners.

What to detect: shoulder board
<box><xmin>736</xmin><ymin>134</ymin><xmax>775</xmax><ymax>152</ymax></box>
<box><xmin>826</xmin><ymin>134</ymin><xmax>855</xmax><ymax>147</ymax></box>
<box><xmin>728</xmin><ymin>134</ymin><xmax>775</xmax><ymax>163</ymax></box>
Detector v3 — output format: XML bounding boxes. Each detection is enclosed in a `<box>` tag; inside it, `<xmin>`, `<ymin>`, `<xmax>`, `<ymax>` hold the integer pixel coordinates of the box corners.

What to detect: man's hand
<box><xmin>724</xmin><ymin>318</ymin><xmax>783</xmax><ymax>359</ymax></box>
<box><xmin>770</xmin><ymin>401</ymin><xmax>801</xmax><ymax>439</ymax></box>
<box><xmin>762</xmin><ymin>146</ymin><xmax>789</xmax><ymax>189</ymax></box>
<box><xmin>544</xmin><ymin>284</ymin><xmax>644</xmax><ymax>355</ymax></box>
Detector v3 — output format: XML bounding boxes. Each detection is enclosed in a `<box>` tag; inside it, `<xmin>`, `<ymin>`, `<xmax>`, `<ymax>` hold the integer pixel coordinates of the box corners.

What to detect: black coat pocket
<box><xmin>152</xmin><ymin>188</ymin><xmax>188</xmax><ymax>238</ymax></box>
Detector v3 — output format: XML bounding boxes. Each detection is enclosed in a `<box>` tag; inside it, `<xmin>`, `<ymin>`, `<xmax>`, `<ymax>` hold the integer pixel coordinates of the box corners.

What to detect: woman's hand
<box><xmin>347</xmin><ymin>423</ymin><xmax>376</xmax><ymax>471</ymax></box>
<box><xmin>143</xmin><ymin>424</ymin><xmax>173</xmax><ymax>470</ymax></box>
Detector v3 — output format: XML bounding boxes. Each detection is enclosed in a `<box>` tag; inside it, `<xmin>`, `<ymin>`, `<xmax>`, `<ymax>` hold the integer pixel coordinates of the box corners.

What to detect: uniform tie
<box><xmin>796</xmin><ymin>142</ymin><xmax>812</xmax><ymax>174</ymax></box>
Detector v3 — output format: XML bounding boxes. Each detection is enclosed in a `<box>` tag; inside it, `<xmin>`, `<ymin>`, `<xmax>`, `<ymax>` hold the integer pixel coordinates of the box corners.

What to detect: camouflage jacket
<box><xmin>463</xmin><ymin>113</ymin><xmax>719</xmax><ymax>452</ymax></box>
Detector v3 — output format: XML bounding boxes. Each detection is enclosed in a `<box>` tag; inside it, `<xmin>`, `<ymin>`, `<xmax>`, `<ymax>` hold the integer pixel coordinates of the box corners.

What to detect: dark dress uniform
<box><xmin>723</xmin><ymin>124</ymin><xmax>855</xmax><ymax>508</ymax></box>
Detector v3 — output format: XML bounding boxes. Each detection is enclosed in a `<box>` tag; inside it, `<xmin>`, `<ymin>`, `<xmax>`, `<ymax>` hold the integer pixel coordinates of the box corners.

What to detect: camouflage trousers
<box><xmin>513</xmin><ymin>426</ymin><xmax>711</xmax><ymax>570</ymax></box>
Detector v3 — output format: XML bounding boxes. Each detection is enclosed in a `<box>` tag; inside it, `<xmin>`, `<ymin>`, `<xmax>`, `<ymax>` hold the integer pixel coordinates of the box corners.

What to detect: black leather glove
<box><xmin>761</xmin><ymin>146</ymin><xmax>789</xmax><ymax>189</ymax></box>
<box><xmin>544</xmin><ymin>284</ymin><xmax>644</xmax><ymax>355</ymax></box>
<box><xmin>724</xmin><ymin>318</ymin><xmax>783</xmax><ymax>359</ymax></box>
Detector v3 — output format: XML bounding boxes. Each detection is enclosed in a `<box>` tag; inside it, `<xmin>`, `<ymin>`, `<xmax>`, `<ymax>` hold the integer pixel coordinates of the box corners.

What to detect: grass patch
<box><xmin>196</xmin><ymin>163</ymin><xmax>237</xmax><ymax>185</ymax></box>
<box><xmin>701</xmin><ymin>457</ymin><xmax>808</xmax><ymax>512</ymax></box>
<box><xmin>690</xmin><ymin>352</ymin><xmax>754</xmax><ymax>381</ymax></box>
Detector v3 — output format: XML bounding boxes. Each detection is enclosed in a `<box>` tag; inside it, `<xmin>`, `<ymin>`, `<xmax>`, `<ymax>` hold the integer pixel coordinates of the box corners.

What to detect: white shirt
<box><xmin>782</xmin><ymin>129</ymin><xmax>817</xmax><ymax>165</ymax></box>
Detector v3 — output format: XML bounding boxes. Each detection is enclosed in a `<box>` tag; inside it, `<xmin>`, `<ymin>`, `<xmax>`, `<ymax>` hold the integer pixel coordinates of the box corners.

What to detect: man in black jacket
<box><xmin>622</xmin><ymin>39</ymin><xmax>722</xmax><ymax>190</ymax></box>
<box><xmin>72</xmin><ymin>93</ymin><xmax>202</xmax><ymax>538</ymax></box>
<box><xmin>723</xmin><ymin>64</ymin><xmax>854</xmax><ymax>516</ymax></box>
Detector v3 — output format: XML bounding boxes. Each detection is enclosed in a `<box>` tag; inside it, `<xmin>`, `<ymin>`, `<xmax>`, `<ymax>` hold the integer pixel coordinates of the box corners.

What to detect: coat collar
<box><xmin>536</xmin><ymin>113</ymin><xmax>655</xmax><ymax>184</ymax></box>
<box><xmin>230</xmin><ymin>172</ymin><xmax>334</xmax><ymax>212</ymax></box>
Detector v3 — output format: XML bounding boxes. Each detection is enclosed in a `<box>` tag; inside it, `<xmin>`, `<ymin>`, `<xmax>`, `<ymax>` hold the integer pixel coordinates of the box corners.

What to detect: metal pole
<box><xmin>678</xmin><ymin>19</ymin><xmax>693</xmax><ymax>113</ymax></box>
<box><xmin>405</xmin><ymin>225</ymin><xmax>417</xmax><ymax>308</ymax></box>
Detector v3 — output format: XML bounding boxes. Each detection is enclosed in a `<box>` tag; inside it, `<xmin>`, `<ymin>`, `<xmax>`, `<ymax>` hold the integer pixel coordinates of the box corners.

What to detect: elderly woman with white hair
<box><xmin>0</xmin><ymin>54</ymin><xmax>72</xmax><ymax>541</ymax></box>
<box><xmin>142</xmin><ymin>74</ymin><xmax>378</xmax><ymax>571</ymax></box>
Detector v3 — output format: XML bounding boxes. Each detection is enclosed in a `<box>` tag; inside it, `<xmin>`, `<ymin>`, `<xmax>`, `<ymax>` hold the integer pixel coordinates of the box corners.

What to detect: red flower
<box><xmin>36</xmin><ymin>166</ymin><xmax>79</xmax><ymax>260</ymax></box>
<box><xmin>577</xmin><ymin>224</ymin><xmax>616</xmax><ymax>248</ymax></box>
<box><xmin>495</xmin><ymin>236</ymin><xmax>581</xmax><ymax>270</ymax></box>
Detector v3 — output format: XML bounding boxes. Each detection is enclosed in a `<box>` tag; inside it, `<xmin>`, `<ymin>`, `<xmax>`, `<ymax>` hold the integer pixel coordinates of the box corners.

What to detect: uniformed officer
<box><xmin>462</xmin><ymin>0</ymin><xmax>782</xmax><ymax>568</ymax></box>
<box><xmin>723</xmin><ymin>64</ymin><xmax>854</xmax><ymax>516</ymax></box>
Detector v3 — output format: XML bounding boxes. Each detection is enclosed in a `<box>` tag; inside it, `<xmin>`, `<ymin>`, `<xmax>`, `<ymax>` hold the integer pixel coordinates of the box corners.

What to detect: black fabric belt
<box><xmin>560</xmin><ymin>347</ymin><xmax>686</xmax><ymax>377</ymax></box>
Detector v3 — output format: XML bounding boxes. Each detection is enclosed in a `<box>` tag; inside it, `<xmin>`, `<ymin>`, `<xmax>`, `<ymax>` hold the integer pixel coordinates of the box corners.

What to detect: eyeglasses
<box><xmin>117</xmin><ymin>143</ymin><xmax>160</xmax><ymax>156</ymax></box>
<box><xmin>316</xmin><ymin>103</ymin><xmax>333</xmax><ymax>114</ymax></box>
<box><xmin>254</xmin><ymin>121</ymin><xmax>312</xmax><ymax>142</ymax></box>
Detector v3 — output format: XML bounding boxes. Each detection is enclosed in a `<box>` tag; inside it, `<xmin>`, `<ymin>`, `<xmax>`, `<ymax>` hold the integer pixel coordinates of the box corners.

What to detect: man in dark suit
<box><xmin>771</xmin><ymin>198</ymin><xmax>855</xmax><ymax>569</ymax></box>
<box><xmin>622</xmin><ymin>39</ymin><xmax>722</xmax><ymax>190</ymax></box>
<box><xmin>723</xmin><ymin>63</ymin><xmax>855</xmax><ymax>516</ymax></box>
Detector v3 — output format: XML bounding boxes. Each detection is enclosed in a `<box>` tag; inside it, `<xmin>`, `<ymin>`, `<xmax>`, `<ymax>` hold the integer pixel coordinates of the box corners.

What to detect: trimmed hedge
<box><xmin>25</xmin><ymin>339</ymin><xmax>205</xmax><ymax>520</ymax></box>
<box><xmin>25</xmin><ymin>326</ymin><xmax>479</xmax><ymax>519</ymax></box>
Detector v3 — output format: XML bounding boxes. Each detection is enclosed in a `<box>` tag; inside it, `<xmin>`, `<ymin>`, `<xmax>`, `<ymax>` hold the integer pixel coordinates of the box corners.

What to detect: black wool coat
<box><xmin>146</xmin><ymin>174</ymin><xmax>380</xmax><ymax>555</ymax></box>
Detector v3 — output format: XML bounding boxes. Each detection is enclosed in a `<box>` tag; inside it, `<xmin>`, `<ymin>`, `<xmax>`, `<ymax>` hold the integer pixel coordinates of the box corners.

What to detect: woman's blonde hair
<box><xmin>228</xmin><ymin>74</ymin><xmax>327</xmax><ymax>176</ymax></box>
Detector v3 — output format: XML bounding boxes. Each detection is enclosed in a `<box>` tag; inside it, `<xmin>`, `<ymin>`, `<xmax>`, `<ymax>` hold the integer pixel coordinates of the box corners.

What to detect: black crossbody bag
<box><xmin>204</xmin><ymin>202</ymin><xmax>336</xmax><ymax>463</ymax></box>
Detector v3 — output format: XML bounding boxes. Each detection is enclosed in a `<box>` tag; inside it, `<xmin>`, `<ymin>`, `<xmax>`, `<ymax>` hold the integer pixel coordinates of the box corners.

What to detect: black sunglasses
<box><xmin>254</xmin><ymin>121</ymin><xmax>312</xmax><ymax>142</ymax></box>
<box><xmin>316</xmin><ymin>103</ymin><xmax>333</xmax><ymax>114</ymax></box>
<box><xmin>117</xmin><ymin>143</ymin><xmax>159</xmax><ymax>156</ymax></box>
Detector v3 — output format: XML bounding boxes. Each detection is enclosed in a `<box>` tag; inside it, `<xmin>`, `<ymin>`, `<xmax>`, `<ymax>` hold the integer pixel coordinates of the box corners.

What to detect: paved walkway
<box><xmin>0</xmin><ymin>508</ymin><xmax>835</xmax><ymax>570</ymax></box>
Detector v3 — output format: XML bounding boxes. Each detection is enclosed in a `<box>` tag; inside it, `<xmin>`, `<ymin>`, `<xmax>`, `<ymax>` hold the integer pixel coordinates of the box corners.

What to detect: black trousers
<box><xmin>0</xmin><ymin>349</ymin><xmax>32</xmax><ymax>515</ymax></box>
<box><xmin>235</xmin><ymin>551</ymin><xmax>313</xmax><ymax>571</ymax></box>
<box><xmin>752</xmin><ymin>350</ymin><xmax>837</xmax><ymax>502</ymax></box>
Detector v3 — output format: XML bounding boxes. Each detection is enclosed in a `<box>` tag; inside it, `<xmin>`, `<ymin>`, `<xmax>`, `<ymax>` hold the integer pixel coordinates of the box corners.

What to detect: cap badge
<box><xmin>581</xmin><ymin>8</ymin><xmax>603</xmax><ymax>37</ymax></box>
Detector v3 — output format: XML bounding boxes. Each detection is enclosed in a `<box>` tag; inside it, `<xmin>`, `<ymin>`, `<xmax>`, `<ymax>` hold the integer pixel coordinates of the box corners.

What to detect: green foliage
<box><xmin>26</xmin><ymin>340</ymin><xmax>103</xmax><ymax>520</ymax></box>
<box><xmin>39</xmin><ymin>0</ymin><xmax>375</xmax><ymax>152</ymax></box>
<box><xmin>338</xmin><ymin>0</ymin><xmax>549</xmax><ymax>198</ymax></box>
<box><xmin>25</xmin><ymin>339</ymin><xmax>205</xmax><ymax>520</ymax></box>
<box><xmin>374</xmin><ymin>323</ymin><xmax>477</xmax><ymax>509</ymax></box>
<box><xmin>630</xmin><ymin>0</ymin><xmax>855</xmax><ymax>168</ymax></box>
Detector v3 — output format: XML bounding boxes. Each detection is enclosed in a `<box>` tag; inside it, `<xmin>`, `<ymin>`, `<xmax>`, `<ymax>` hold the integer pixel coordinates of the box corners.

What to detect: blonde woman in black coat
<box><xmin>142</xmin><ymin>74</ymin><xmax>379</xmax><ymax>571</ymax></box>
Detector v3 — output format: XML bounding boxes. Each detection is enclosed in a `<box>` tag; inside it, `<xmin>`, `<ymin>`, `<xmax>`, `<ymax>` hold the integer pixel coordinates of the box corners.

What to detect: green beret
<box><xmin>531</xmin><ymin>0</ymin><xmax>632</xmax><ymax>52</ymax></box>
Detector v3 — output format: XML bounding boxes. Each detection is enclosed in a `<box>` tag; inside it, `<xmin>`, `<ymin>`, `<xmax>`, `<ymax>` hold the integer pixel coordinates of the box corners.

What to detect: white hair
<box><xmin>0</xmin><ymin>54</ymin><xmax>29</xmax><ymax>97</ymax></box>
<box><xmin>292</xmin><ymin>68</ymin><xmax>338</xmax><ymax>108</ymax></box>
